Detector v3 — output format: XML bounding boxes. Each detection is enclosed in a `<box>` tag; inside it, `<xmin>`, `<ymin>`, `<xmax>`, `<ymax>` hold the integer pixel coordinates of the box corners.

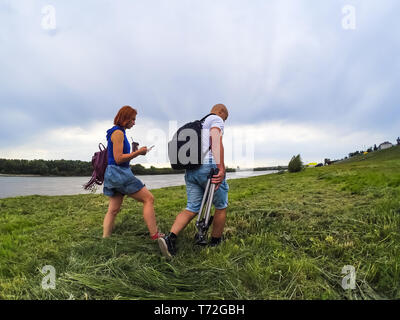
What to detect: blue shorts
<box><xmin>103</xmin><ymin>165</ymin><xmax>145</xmax><ymax>197</ymax></box>
<box><xmin>185</xmin><ymin>164</ymin><xmax>229</xmax><ymax>213</ymax></box>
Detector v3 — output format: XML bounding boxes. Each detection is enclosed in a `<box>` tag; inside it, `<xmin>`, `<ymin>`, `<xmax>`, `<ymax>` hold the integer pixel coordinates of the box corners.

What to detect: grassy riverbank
<box><xmin>1</xmin><ymin>146</ymin><xmax>399</xmax><ymax>300</ymax></box>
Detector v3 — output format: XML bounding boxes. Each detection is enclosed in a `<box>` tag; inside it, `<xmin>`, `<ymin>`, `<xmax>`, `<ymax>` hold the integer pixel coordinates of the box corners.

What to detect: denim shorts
<box><xmin>103</xmin><ymin>165</ymin><xmax>145</xmax><ymax>197</ymax></box>
<box><xmin>185</xmin><ymin>164</ymin><xmax>229</xmax><ymax>213</ymax></box>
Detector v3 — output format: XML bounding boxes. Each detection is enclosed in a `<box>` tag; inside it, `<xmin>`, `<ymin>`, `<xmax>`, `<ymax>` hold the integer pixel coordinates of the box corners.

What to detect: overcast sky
<box><xmin>1</xmin><ymin>0</ymin><xmax>399</xmax><ymax>168</ymax></box>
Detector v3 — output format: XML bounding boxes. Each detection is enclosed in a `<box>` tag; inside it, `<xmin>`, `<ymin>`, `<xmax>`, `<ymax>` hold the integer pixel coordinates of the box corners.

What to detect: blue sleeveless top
<box><xmin>106</xmin><ymin>126</ymin><xmax>131</xmax><ymax>167</ymax></box>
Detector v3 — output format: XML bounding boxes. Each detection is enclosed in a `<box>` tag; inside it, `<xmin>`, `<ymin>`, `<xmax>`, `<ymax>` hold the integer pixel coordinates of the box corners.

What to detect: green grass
<box><xmin>1</xmin><ymin>146</ymin><xmax>400</xmax><ymax>300</ymax></box>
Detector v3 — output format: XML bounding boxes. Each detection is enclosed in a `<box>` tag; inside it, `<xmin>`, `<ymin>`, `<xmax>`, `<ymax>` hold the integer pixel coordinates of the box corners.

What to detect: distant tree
<box><xmin>288</xmin><ymin>154</ymin><xmax>303</xmax><ymax>173</ymax></box>
<box><xmin>131</xmin><ymin>164</ymin><xmax>146</xmax><ymax>175</ymax></box>
<box><xmin>374</xmin><ymin>144</ymin><xmax>378</xmax><ymax>151</ymax></box>
<box><xmin>50</xmin><ymin>167</ymin><xmax>59</xmax><ymax>175</ymax></box>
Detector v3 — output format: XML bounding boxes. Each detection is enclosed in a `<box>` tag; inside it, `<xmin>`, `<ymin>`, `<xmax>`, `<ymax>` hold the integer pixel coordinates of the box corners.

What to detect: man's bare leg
<box><xmin>170</xmin><ymin>209</ymin><xmax>197</xmax><ymax>235</ymax></box>
<box><xmin>211</xmin><ymin>208</ymin><xmax>226</xmax><ymax>238</ymax></box>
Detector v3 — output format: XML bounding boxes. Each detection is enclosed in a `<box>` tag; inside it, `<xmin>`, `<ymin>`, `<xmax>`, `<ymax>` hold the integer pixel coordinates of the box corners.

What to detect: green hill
<box><xmin>342</xmin><ymin>144</ymin><xmax>400</xmax><ymax>164</ymax></box>
<box><xmin>1</xmin><ymin>146</ymin><xmax>399</xmax><ymax>300</ymax></box>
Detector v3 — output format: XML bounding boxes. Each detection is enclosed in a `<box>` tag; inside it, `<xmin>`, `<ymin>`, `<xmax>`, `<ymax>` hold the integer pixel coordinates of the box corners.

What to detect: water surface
<box><xmin>0</xmin><ymin>170</ymin><xmax>277</xmax><ymax>199</ymax></box>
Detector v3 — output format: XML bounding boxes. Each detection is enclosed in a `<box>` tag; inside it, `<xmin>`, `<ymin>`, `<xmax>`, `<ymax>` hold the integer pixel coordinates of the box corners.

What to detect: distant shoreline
<box><xmin>0</xmin><ymin>167</ymin><xmax>286</xmax><ymax>178</ymax></box>
<box><xmin>0</xmin><ymin>158</ymin><xmax>287</xmax><ymax>177</ymax></box>
<box><xmin>0</xmin><ymin>173</ymin><xmax>42</xmax><ymax>177</ymax></box>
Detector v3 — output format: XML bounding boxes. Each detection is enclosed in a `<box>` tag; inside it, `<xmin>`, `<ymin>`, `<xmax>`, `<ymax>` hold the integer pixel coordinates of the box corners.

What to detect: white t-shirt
<box><xmin>201</xmin><ymin>114</ymin><xmax>224</xmax><ymax>163</ymax></box>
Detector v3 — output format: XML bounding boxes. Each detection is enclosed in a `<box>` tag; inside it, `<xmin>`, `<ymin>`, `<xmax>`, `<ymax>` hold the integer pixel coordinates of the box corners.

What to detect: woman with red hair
<box><xmin>103</xmin><ymin>105</ymin><xmax>163</xmax><ymax>241</ymax></box>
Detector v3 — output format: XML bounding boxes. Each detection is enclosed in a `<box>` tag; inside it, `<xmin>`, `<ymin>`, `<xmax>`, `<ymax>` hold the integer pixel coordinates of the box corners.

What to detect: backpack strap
<box><xmin>199</xmin><ymin>113</ymin><xmax>216</xmax><ymax>123</ymax></box>
<box><xmin>199</xmin><ymin>113</ymin><xmax>218</xmax><ymax>156</ymax></box>
<box><xmin>99</xmin><ymin>143</ymin><xmax>106</xmax><ymax>151</ymax></box>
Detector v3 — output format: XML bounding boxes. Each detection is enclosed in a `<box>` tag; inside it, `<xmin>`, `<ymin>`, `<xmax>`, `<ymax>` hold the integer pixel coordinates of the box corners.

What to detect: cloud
<box><xmin>0</xmin><ymin>118</ymin><xmax>390</xmax><ymax>169</ymax></box>
<box><xmin>0</xmin><ymin>0</ymin><xmax>399</xmax><ymax>162</ymax></box>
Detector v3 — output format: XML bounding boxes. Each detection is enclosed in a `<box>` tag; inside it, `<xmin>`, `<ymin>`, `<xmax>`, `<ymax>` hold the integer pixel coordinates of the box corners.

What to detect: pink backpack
<box><xmin>83</xmin><ymin>143</ymin><xmax>108</xmax><ymax>191</ymax></box>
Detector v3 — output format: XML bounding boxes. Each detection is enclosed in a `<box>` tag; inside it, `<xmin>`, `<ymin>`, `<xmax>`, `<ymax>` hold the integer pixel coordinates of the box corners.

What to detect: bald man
<box><xmin>159</xmin><ymin>104</ymin><xmax>229</xmax><ymax>258</ymax></box>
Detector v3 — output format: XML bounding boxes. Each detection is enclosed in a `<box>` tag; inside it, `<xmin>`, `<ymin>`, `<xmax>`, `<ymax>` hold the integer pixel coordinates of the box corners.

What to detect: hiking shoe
<box><xmin>158</xmin><ymin>234</ymin><xmax>176</xmax><ymax>258</ymax></box>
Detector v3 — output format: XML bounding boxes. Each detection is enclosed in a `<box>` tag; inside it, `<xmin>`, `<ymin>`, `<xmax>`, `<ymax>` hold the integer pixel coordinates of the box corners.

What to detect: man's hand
<box><xmin>211</xmin><ymin>168</ymin><xmax>225</xmax><ymax>190</ymax></box>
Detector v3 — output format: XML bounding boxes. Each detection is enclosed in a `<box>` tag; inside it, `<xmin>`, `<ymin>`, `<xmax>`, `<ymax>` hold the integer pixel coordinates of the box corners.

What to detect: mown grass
<box><xmin>1</xmin><ymin>146</ymin><xmax>400</xmax><ymax>300</ymax></box>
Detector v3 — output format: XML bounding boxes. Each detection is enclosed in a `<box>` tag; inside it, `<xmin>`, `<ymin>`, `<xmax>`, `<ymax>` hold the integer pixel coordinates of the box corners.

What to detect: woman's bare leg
<box><xmin>103</xmin><ymin>193</ymin><xmax>124</xmax><ymax>238</ymax></box>
<box><xmin>129</xmin><ymin>187</ymin><xmax>158</xmax><ymax>237</ymax></box>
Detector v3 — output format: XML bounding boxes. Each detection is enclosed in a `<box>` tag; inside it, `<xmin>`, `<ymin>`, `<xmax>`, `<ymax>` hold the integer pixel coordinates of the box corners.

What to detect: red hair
<box><xmin>114</xmin><ymin>106</ymin><xmax>137</xmax><ymax>127</ymax></box>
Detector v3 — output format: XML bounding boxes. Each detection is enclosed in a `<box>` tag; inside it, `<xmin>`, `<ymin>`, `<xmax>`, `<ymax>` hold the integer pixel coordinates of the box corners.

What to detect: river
<box><xmin>0</xmin><ymin>170</ymin><xmax>277</xmax><ymax>199</ymax></box>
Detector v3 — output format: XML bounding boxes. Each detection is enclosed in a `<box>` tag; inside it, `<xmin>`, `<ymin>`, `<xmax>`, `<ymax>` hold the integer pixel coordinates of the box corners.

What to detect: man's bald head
<box><xmin>211</xmin><ymin>104</ymin><xmax>229</xmax><ymax>121</ymax></box>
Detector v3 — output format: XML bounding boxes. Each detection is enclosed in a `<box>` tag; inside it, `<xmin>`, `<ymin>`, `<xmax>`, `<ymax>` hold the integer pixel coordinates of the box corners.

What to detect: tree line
<box><xmin>0</xmin><ymin>159</ymin><xmax>242</xmax><ymax>176</ymax></box>
<box><xmin>0</xmin><ymin>158</ymin><xmax>288</xmax><ymax>177</ymax></box>
<box><xmin>0</xmin><ymin>159</ymin><xmax>93</xmax><ymax>176</ymax></box>
<box><xmin>0</xmin><ymin>159</ymin><xmax>187</xmax><ymax>176</ymax></box>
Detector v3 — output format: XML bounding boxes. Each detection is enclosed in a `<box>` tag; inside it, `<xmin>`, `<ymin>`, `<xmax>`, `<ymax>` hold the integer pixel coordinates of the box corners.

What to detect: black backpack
<box><xmin>168</xmin><ymin>113</ymin><xmax>215</xmax><ymax>170</ymax></box>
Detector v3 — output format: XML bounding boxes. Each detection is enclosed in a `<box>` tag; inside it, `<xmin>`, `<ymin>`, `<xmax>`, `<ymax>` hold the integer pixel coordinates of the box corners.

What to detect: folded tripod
<box><xmin>194</xmin><ymin>167</ymin><xmax>219</xmax><ymax>246</ymax></box>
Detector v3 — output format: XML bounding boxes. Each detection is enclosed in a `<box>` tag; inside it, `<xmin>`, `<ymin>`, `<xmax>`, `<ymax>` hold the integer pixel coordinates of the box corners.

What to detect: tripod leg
<box><xmin>196</xmin><ymin>178</ymin><xmax>211</xmax><ymax>224</ymax></box>
<box><xmin>204</xmin><ymin>183</ymin><xmax>216</xmax><ymax>228</ymax></box>
<box><xmin>194</xmin><ymin>168</ymin><xmax>219</xmax><ymax>246</ymax></box>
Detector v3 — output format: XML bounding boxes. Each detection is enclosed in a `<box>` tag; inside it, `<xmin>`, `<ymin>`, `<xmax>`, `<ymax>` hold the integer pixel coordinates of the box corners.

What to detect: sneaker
<box><xmin>158</xmin><ymin>235</ymin><xmax>176</xmax><ymax>258</ymax></box>
<box><xmin>209</xmin><ymin>237</ymin><xmax>222</xmax><ymax>247</ymax></box>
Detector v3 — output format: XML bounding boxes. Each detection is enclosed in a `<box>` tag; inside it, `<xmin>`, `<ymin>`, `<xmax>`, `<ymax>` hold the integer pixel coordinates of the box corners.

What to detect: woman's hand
<box><xmin>138</xmin><ymin>146</ymin><xmax>148</xmax><ymax>156</ymax></box>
